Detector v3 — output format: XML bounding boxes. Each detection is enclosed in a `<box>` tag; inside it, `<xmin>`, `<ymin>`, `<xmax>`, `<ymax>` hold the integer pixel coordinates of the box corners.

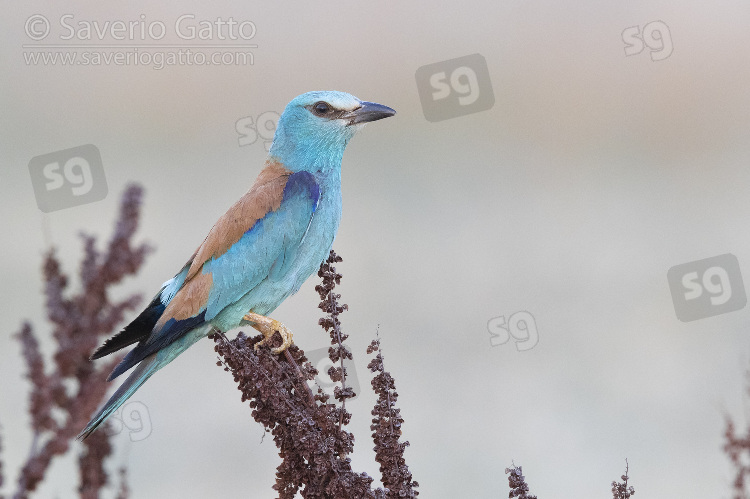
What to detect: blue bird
<box><xmin>79</xmin><ymin>91</ymin><xmax>395</xmax><ymax>439</ymax></box>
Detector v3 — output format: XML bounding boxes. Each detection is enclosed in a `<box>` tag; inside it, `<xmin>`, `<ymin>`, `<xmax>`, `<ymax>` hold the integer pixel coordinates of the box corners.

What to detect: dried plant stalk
<box><xmin>6</xmin><ymin>185</ymin><xmax>147</xmax><ymax>498</ymax></box>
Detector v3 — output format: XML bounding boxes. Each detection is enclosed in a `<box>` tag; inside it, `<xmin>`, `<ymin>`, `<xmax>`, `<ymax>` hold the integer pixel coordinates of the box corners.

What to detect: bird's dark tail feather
<box><xmin>78</xmin><ymin>353</ymin><xmax>159</xmax><ymax>440</ymax></box>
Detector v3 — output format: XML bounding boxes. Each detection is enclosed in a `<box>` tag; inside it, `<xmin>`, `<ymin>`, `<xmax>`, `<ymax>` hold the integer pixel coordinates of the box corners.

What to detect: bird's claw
<box><xmin>242</xmin><ymin>312</ymin><xmax>294</xmax><ymax>354</ymax></box>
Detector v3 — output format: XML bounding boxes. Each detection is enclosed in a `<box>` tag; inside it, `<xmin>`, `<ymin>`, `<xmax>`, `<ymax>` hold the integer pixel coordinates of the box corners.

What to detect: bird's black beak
<box><xmin>345</xmin><ymin>101</ymin><xmax>396</xmax><ymax>125</ymax></box>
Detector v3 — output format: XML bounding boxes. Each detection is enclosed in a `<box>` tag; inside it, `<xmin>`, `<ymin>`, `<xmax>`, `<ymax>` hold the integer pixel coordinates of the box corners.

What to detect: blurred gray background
<box><xmin>3</xmin><ymin>1</ymin><xmax>750</xmax><ymax>497</ymax></box>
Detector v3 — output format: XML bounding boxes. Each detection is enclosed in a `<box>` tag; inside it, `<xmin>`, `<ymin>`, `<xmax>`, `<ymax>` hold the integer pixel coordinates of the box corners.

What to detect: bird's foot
<box><xmin>242</xmin><ymin>312</ymin><xmax>294</xmax><ymax>354</ymax></box>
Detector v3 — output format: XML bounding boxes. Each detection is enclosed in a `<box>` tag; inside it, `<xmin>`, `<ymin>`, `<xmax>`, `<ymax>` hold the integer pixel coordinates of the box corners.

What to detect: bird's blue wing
<box><xmin>110</xmin><ymin>169</ymin><xmax>320</xmax><ymax>380</ymax></box>
<box><xmin>203</xmin><ymin>170</ymin><xmax>319</xmax><ymax>319</ymax></box>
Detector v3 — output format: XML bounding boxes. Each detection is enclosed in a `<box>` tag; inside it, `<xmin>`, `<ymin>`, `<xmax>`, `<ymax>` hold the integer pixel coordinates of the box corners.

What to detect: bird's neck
<box><xmin>268</xmin><ymin>129</ymin><xmax>350</xmax><ymax>174</ymax></box>
<box><xmin>260</xmin><ymin>158</ymin><xmax>341</xmax><ymax>191</ymax></box>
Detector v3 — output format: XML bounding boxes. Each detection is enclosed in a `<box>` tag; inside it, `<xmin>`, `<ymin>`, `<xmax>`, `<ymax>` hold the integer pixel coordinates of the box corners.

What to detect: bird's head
<box><xmin>269</xmin><ymin>90</ymin><xmax>395</xmax><ymax>172</ymax></box>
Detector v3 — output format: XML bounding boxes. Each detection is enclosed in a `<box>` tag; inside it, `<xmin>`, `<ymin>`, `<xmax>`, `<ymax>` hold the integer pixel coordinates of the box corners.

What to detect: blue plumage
<box><xmin>79</xmin><ymin>91</ymin><xmax>395</xmax><ymax>439</ymax></box>
<box><xmin>204</xmin><ymin>171</ymin><xmax>320</xmax><ymax>320</ymax></box>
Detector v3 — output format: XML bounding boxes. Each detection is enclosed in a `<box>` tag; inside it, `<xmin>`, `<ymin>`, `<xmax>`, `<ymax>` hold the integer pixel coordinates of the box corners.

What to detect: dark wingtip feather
<box><xmin>90</xmin><ymin>297</ymin><xmax>166</xmax><ymax>360</ymax></box>
<box><xmin>107</xmin><ymin>356</ymin><xmax>131</xmax><ymax>381</ymax></box>
<box><xmin>106</xmin><ymin>311</ymin><xmax>207</xmax><ymax>381</ymax></box>
<box><xmin>90</xmin><ymin>335</ymin><xmax>127</xmax><ymax>360</ymax></box>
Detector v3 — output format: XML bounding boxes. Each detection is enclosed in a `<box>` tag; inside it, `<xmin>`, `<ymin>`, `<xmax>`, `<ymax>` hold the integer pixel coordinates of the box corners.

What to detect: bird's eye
<box><xmin>312</xmin><ymin>101</ymin><xmax>333</xmax><ymax>116</ymax></box>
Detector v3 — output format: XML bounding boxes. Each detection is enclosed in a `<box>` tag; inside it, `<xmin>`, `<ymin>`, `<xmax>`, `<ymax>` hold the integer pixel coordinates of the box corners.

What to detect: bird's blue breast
<box><xmin>209</xmin><ymin>169</ymin><xmax>341</xmax><ymax>330</ymax></box>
